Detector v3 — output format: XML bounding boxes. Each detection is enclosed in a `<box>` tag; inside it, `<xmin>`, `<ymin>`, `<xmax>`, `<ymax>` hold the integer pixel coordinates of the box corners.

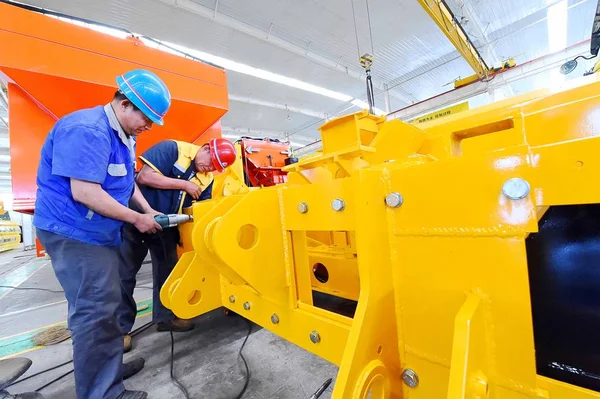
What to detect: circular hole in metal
<box><xmin>237</xmin><ymin>224</ymin><xmax>259</xmax><ymax>250</ymax></box>
<box><xmin>313</xmin><ymin>263</ymin><xmax>329</xmax><ymax>283</ymax></box>
<box><xmin>187</xmin><ymin>290</ymin><xmax>202</xmax><ymax>305</ymax></box>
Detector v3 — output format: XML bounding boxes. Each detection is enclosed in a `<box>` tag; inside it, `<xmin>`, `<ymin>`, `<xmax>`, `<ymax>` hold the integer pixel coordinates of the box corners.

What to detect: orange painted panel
<box><xmin>8</xmin><ymin>84</ymin><xmax>56</xmax><ymax>204</ymax></box>
<box><xmin>0</xmin><ymin>2</ymin><xmax>229</xmax><ymax>211</ymax></box>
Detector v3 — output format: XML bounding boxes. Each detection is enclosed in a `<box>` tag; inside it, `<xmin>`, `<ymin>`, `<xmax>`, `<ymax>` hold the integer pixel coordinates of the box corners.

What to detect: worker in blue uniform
<box><xmin>117</xmin><ymin>138</ymin><xmax>236</xmax><ymax>351</ymax></box>
<box><xmin>33</xmin><ymin>69</ymin><xmax>171</xmax><ymax>399</ymax></box>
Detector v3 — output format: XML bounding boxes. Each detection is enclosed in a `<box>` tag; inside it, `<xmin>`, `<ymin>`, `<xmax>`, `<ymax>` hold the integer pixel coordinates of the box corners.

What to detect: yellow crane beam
<box><xmin>416</xmin><ymin>0</ymin><xmax>489</xmax><ymax>79</ymax></box>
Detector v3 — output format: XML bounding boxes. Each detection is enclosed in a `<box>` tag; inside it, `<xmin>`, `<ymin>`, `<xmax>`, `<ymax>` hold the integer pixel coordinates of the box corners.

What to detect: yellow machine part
<box><xmin>0</xmin><ymin>221</ymin><xmax>21</xmax><ymax>252</ymax></box>
<box><xmin>163</xmin><ymin>73</ymin><xmax>600</xmax><ymax>398</ymax></box>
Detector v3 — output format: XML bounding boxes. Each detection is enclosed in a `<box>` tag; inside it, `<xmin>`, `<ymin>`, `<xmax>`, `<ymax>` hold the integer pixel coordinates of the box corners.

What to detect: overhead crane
<box><xmin>416</xmin><ymin>0</ymin><xmax>516</xmax><ymax>88</ymax></box>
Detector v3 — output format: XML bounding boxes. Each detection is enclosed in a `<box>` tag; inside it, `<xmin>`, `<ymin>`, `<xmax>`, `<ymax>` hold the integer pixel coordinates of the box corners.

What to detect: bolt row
<box><xmin>296</xmin><ymin>178</ymin><xmax>530</xmax><ymax>214</ymax></box>
<box><xmin>227</xmin><ymin>294</ymin><xmax>421</xmax><ymax>388</ymax></box>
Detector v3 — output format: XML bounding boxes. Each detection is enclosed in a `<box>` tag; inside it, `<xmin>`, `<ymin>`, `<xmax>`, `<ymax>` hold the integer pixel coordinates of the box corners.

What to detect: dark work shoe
<box><xmin>122</xmin><ymin>357</ymin><xmax>145</xmax><ymax>380</ymax></box>
<box><xmin>156</xmin><ymin>318</ymin><xmax>194</xmax><ymax>332</ymax></box>
<box><xmin>116</xmin><ymin>390</ymin><xmax>147</xmax><ymax>399</ymax></box>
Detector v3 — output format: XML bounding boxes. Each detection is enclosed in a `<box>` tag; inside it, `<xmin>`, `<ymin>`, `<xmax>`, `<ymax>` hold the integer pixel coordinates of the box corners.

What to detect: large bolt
<box><xmin>401</xmin><ymin>369</ymin><xmax>419</xmax><ymax>388</ymax></box>
<box><xmin>229</xmin><ymin>295</ymin><xmax>236</xmax><ymax>303</ymax></box>
<box><xmin>298</xmin><ymin>202</ymin><xmax>309</xmax><ymax>214</ymax></box>
<box><xmin>243</xmin><ymin>302</ymin><xmax>251</xmax><ymax>310</ymax></box>
<box><xmin>502</xmin><ymin>178</ymin><xmax>530</xmax><ymax>200</ymax></box>
<box><xmin>309</xmin><ymin>331</ymin><xmax>321</xmax><ymax>344</ymax></box>
<box><xmin>331</xmin><ymin>198</ymin><xmax>345</xmax><ymax>212</ymax></box>
<box><xmin>385</xmin><ymin>192</ymin><xmax>404</xmax><ymax>208</ymax></box>
<box><xmin>271</xmin><ymin>314</ymin><xmax>280</xmax><ymax>324</ymax></box>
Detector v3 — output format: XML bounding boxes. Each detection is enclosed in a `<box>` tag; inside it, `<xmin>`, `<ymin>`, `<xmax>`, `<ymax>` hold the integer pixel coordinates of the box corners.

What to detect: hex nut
<box><xmin>502</xmin><ymin>178</ymin><xmax>530</xmax><ymax>200</ymax></box>
<box><xmin>332</xmin><ymin>198</ymin><xmax>345</xmax><ymax>212</ymax></box>
<box><xmin>310</xmin><ymin>331</ymin><xmax>321</xmax><ymax>344</ymax></box>
<box><xmin>298</xmin><ymin>202</ymin><xmax>309</xmax><ymax>214</ymax></box>
<box><xmin>243</xmin><ymin>302</ymin><xmax>251</xmax><ymax>310</ymax></box>
<box><xmin>401</xmin><ymin>369</ymin><xmax>419</xmax><ymax>388</ymax></box>
<box><xmin>385</xmin><ymin>192</ymin><xmax>404</xmax><ymax>208</ymax></box>
<box><xmin>271</xmin><ymin>314</ymin><xmax>280</xmax><ymax>324</ymax></box>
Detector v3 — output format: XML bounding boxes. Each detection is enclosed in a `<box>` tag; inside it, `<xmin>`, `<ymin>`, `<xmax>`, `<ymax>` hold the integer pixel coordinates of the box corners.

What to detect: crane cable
<box><xmin>349</xmin><ymin>0</ymin><xmax>377</xmax><ymax>114</ymax></box>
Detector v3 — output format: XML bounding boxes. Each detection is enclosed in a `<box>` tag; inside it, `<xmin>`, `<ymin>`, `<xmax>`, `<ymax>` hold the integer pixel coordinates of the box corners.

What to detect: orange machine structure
<box><xmin>0</xmin><ymin>2</ymin><xmax>229</xmax><ymax>213</ymax></box>
<box><xmin>238</xmin><ymin>137</ymin><xmax>293</xmax><ymax>187</ymax></box>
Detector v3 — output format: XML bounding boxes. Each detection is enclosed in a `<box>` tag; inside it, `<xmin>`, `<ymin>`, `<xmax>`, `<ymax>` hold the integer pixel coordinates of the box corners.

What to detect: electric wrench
<box><xmin>154</xmin><ymin>214</ymin><xmax>194</xmax><ymax>228</ymax></box>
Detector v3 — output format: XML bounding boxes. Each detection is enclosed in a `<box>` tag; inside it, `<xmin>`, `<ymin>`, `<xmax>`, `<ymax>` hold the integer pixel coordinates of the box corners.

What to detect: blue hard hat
<box><xmin>116</xmin><ymin>69</ymin><xmax>171</xmax><ymax>126</ymax></box>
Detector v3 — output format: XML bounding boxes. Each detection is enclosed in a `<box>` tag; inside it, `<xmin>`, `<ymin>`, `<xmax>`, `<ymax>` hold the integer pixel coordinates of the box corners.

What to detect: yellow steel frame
<box><xmin>163</xmin><ymin>73</ymin><xmax>600</xmax><ymax>398</ymax></box>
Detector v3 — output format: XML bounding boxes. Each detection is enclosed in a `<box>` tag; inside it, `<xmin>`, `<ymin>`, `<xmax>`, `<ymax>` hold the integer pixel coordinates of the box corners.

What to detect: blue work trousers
<box><xmin>116</xmin><ymin>223</ymin><xmax>179</xmax><ymax>334</ymax></box>
<box><xmin>37</xmin><ymin>228</ymin><xmax>125</xmax><ymax>399</ymax></box>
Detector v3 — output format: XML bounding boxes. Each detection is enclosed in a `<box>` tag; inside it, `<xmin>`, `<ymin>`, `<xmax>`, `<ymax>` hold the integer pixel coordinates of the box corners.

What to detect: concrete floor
<box><xmin>0</xmin><ymin>246</ymin><xmax>339</xmax><ymax>399</ymax></box>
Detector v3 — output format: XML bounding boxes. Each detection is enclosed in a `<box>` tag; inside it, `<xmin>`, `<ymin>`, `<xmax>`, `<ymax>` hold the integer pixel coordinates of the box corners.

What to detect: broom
<box><xmin>31</xmin><ymin>304</ymin><xmax>150</xmax><ymax>346</ymax></box>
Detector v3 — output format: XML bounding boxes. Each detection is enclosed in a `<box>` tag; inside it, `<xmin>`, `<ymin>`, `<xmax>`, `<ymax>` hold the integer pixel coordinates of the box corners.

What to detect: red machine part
<box><xmin>239</xmin><ymin>138</ymin><xmax>292</xmax><ymax>187</ymax></box>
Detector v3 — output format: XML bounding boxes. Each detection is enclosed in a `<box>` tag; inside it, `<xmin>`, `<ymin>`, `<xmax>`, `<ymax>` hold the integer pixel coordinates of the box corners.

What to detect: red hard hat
<box><xmin>209</xmin><ymin>138</ymin><xmax>236</xmax><ymax>172</ymax></box>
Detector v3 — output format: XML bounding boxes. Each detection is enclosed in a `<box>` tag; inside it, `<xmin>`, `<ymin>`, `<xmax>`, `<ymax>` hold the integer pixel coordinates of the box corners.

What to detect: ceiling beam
<box><xmin>229</xmin><ymin>94</ymin><xmax>327</xmax><ymax>119</ymax></box>
<box><xmin>388</xmin><ymin>40</ymin><xmax>591</xmax><ymax>121</ymax></box>
<box><xmin>157</xmin><ymin>0</ymin><xmax>417</xmax><ymax>105</ymax></box>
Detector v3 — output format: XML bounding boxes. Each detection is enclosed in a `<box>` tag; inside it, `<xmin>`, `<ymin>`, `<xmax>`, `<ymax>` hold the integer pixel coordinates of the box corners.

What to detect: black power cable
<box><xmin>169</xmin><ymin>328</ymin><xmax>191</xmax><ymax>399</ymax></box>
<box><xmin>8</xmin><ymin>321</ymin><xmax>154</xmax><ymax>390</ymax></box>
<box><xmin>234</xmin><ymin>320</ymin><xmax>253</xmax><ymax>399</ymax></box>
<box><xmin>0</xmin><ymin>285</ymin><xmax>63</xmax><ymax>293</ymax></box>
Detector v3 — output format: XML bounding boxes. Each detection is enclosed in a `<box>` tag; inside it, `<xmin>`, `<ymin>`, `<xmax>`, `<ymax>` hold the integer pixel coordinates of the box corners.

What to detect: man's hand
<box><xmin>182</xmin><ymin>181</ymin><xmax>202</xmax><ymax>200</ymax></box>
<box><xmin>145</xmin><ymin>208</ymin><xmax>163</xmax><ymax>217</ymax></box>
<box><xmin>133</xmin><ymin>213</ymin><xmax>162</xmax><ymax>234</ymax></box>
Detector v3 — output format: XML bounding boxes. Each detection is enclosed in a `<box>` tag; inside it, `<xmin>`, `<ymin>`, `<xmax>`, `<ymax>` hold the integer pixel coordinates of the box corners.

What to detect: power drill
<box><xmin>154</xmin><ymin>214</ymin><xmax>194</xmax><ymax>228</ymax></box>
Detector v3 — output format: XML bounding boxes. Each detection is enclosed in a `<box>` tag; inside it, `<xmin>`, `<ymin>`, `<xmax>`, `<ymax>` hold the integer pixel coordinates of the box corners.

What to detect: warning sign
<box><xmin>409</xmin><ymin>102</ymin><xmax>469</xmax><ymax>125</ymax></box>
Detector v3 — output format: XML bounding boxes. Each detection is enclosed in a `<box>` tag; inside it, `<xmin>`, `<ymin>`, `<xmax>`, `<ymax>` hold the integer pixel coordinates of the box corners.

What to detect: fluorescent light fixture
<box><xmin>547</xmin><ymin>0</ymin><xmax>568</xmax><ymax>53</ymax></box>
<box><xmin>350</xmin><ymin>99</ymin><xmax>386</xmax><ymax>116</ymax></box>
<box><xmin>50</xmin><ymin>14</ymin><xmax>389</xmax><ymax>111</ymax></box>
<box><xmin>160</xmin><ymin>41</ymin><xmax>353</xmax><ymax>102</ymax></box>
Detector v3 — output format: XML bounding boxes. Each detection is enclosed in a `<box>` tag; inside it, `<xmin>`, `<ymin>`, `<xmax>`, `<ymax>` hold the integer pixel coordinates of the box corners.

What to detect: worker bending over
<box><xmin>33</xmin><ymin>69</ymin><xmax>170</xmax><ymax>399</ymax></box>
<box><xmin>117</xmin><ymin>137</ymin><xmax>236</xmax><ymax>350</ymax></box>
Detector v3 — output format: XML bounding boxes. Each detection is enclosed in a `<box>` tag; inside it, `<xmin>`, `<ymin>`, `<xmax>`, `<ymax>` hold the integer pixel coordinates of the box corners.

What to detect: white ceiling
<box><xmin>1</xmin><ymin>0</ymin><xmax>597</xmax><ymax>149</ymax></box>
<box><xmin>5</xmin><ymin>0</ymin><xmax>594</xmax><ymax>147</ymax></box>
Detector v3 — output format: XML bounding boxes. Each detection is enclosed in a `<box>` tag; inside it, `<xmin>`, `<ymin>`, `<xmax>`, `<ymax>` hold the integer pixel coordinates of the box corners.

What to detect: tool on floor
<box><xmin>154</xmin><ymin>214</ymin><xmax>193</xmax><ymax>229</ymax></box>
<box><xmin>308</xmin><ymin>378</ymin><xmax>332</xmax><ymax>399</ymax></box>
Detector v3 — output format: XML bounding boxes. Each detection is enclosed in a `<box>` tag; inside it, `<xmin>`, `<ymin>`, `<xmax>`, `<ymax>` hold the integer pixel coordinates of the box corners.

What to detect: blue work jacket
<box><xmin>33</xmin><ymin>105</ymin><xmax>135</xmax><ymax>246</ymax></box>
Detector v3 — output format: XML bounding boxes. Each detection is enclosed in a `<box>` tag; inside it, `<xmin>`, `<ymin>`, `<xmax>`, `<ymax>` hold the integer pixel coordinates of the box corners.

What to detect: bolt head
<box><xmin>385</xmin><ymin>192</ymin><xmax>404</xmax><ymax>208</ymax></box>
<box><xmin>331</xmin><ymin>198</ymin><xmax>345</xmax><ymax>212</ymax></box>
<box><xmin>271</xmin><ymin>314</ymin><xmax>280</xmax><ymax>324</ymax></box>
<box><xmin>401</xmin><ymin>368</ymin><xmax>419</xmax><ymax>388</ymax></box>
<box><xmin>309</xmin><ymin>331</ymin><xmax>321</xmax><ymax>344</ymax></box>
<box><xmin>243</xmin><ymin>302</ymin><xmax>251</xmax><ymax>310</ymax></box>
<box><xmin>502</xmin><ymin>178</ymin><xmax>530</xmax><ymax>200</ymax></box>
<box><xmin>298</xmin><ymin>202</ymin><xmax>309</xmax><ymax>214</ymax></box>
<box><xmin>228</xmin><ymin>295</ymin><xmax>236</xmax><ymax>303</ymax></box>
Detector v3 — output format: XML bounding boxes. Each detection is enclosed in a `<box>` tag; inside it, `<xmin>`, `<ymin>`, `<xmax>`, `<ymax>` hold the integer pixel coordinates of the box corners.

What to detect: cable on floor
<box><xmin>169</xmin><ymin>327</ymin><xmax>190</xmax><ymax>399</ymax></box>
<box><xmin>34</xmin><ymin>369</ymin><xmax>74</xmax><ymax>392</ymax></box>
<box><xmin>0</xmin><ymin>285</ymin><xmax>63</xmax><ymax>293</ymax></box>
<box><xmin>9</xmin><ymin>321</ymin><xmax>154</xmax><ymax>390</ymax></box>
<box><xmin>7</xmin><ymin>360</ymin><xmax>72</xmax><ymax>388</ymax></box>
<box><xmin>234</xmin><ymin>319</ymin><xmax>253</xmax><ymax>399</ymax></box>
